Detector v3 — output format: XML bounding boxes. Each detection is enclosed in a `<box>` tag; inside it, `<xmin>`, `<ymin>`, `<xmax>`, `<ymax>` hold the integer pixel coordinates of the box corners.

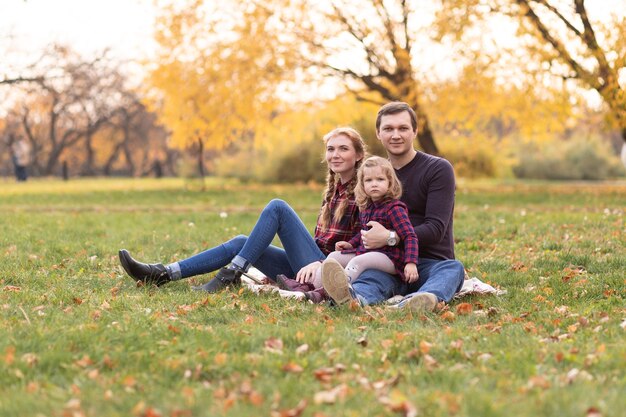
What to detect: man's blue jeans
<box><xmin>352</xmin><ymin>258</ymin><xmax>465</xmax><ymax>305</ymax></box>
<box><xmin>178</xmin><ymin>199</ymin><xmax>325</xmax><ymax>281</ymax></box>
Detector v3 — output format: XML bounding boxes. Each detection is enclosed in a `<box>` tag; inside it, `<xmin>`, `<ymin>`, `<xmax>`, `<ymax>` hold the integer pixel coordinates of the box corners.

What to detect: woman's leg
<box><xmin>177</xmin><ymin>235</ymin><xmax>300</xmax><ymax>280</ymax></box>
<box><xmin>233</xmin><ymin>199</ymin><xmax>326</xmax><ymax>273</ymax></box>
<box><xmin>193</xmin><ymin>199</ymin><xmax>327</xmax><ymax>293</ymax></box>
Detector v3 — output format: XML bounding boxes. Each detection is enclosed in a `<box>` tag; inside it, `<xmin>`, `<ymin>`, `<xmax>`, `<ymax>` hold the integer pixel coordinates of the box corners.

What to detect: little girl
<box><xmin>321</xmin><ymin>156</ymin><xmax>418</xmax><ymax>304</ymax></box>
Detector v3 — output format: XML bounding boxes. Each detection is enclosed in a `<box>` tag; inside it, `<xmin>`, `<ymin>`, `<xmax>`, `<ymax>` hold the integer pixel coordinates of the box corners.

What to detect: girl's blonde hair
<box><xmin>355</xmin><ymin>156</ymin><xmax>402</xmax><ymax>209</ymax></box>
<box><xmin>317</xmin><ymin>127</ymin><xmax>367</xmax><ymax>231</ymax></box>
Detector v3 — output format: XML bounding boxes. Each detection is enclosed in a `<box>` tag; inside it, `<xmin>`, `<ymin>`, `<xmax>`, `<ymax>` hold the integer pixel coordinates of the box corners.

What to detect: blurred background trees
<box><xmin>1</xmin><ymin>0</ymin><xmax>624</xmax><ymax>181</ymax></box>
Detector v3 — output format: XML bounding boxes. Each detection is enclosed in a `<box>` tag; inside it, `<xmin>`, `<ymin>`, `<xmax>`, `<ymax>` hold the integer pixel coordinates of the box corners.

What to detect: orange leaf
<box><xmin>4</xmin><ymin>346</ymin><xmax>15</xmax><ymax>365</ymax></box>
<box><xmin>455</xmin><ymin>303</ymin><xmax>473</xmax><ymax>315</ymax></box>
<box><xmin>214</xmin><ymin>353</ymin><xmax>228</xmax><ymax>365</ymax></box>
<box><xmin>440</xmin><ymin>311</ymin><xmax>455</xmax><ymax>322</ymax></box>
<box><xmin>282</xmin><ymin>362</ymin><xmax>304</xmax><ymax>373</ymax></box>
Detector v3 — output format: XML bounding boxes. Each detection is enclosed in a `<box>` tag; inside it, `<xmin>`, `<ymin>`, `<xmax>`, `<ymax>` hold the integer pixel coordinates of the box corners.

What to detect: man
<box><xmin>322</xmin><ymin>102</ymin><xmax>465</xmax><ymax>311</ymax></box>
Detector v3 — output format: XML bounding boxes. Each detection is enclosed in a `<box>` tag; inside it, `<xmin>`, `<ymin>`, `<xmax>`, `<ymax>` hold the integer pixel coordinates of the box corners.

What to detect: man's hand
<box><xmin>296</xmin><ymin>261</ymin><xmax>322</xmax><ymax>283</ymax></box>
<box><xmin>404</xmin><ymin>262</ymin><xmax>418</xmax><ymax>283</ymax></box>
<box><xmin>335</xmin><ymin>241</ymin><xmax>353</xmax><ymax>251</ymax></box>
<box><xmin>361</xmin><ymin>221</ymin><xmax>389</xmax><ymax>250</ymax></box>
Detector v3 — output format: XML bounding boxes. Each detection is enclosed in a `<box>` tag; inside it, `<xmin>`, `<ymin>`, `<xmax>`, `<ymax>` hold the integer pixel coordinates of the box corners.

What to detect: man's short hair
<box><xmin>376</xmin><ymin>102</ymin><xmax>418</xmax><ymax>132</ymax></box>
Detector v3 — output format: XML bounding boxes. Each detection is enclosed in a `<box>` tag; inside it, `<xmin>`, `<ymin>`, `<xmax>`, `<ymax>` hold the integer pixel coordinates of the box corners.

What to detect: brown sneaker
<box><xmin>401</xmin><ymin>292</ymin><xmax>438</xmax><ymax>312</ymax></box>
<box><xmin>321</xmin><ymin>258</ymin><xmax>359</xmax><ymax>306</ymax></box>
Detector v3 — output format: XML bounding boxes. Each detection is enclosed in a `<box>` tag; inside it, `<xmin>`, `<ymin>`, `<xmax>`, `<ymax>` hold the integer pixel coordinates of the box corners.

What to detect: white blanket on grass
<box><xmin>242</xmin><ymin>268</ymin><xmax>506</xmax><ymax>302</ymax></box>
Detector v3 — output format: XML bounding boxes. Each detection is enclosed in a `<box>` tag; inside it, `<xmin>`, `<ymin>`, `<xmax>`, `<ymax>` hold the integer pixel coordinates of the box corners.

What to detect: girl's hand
<box><xmin>404</xmin><ymin>263</ymin><xmax>418</xmax><ymax>283</ymax></box>
<box><xmin>296</xmin><ymin>261</ymin><xmax>322</xmax><ymax>283</ymax></box>
<box><xmin>335</xmin><ymin>241</ymin><xmax>353</xmax><ymax>250</ymax></box>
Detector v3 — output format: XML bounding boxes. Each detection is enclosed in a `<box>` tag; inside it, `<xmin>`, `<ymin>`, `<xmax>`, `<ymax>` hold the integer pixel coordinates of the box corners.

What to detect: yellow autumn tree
<box><xmin>145</xmin><ymin>0</ymin><xmax>297</xmax><ymax>153</ymax></box>
<box><xmin>437</xmin><ymin>0</ymin><xmax>626</xmax><ymax>166</ymax></box>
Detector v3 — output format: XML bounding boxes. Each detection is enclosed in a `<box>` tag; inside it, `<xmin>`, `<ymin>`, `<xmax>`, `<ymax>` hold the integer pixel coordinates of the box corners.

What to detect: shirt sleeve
<box><xmin>414</xmin><ymin>159</ymin><xmax>455</xmax><ymax>245</ymax></box>
<box><xmin>388</xmin><ymin>204</ymin><xmax>419</xmax><ymax>264</ymax></box>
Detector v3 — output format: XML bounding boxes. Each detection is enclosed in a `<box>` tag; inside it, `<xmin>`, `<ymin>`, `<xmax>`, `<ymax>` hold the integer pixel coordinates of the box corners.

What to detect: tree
<box><xmin>439</xmin><ymin>0</ymin><xmax>626</xmax><ymax>166</ymax></box>
<box><xmin>289</xmin><ymin>0</ymin><xmax>443</xmax><ymax>154</ymax></box>
<box><xmin>1</xmin><ymin>44</ymin><xmax>171</xmax><ymax>177</ymax></box>
<box><xmin>146</xmin><ymin>0</ymin><xmax>297</xmax><ymax>167</ymax></box>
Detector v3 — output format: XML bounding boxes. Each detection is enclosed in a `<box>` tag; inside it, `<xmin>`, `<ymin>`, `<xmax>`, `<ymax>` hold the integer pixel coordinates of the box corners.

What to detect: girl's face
<box><xmin>362</xmin><ymin>166</ymin><xmax>390</xmax><ymax>202</ymax></box>
<box><xmin>325</xmin><ymin>134</ymin><xmax>362</xmax><ymax>182</ymax></box>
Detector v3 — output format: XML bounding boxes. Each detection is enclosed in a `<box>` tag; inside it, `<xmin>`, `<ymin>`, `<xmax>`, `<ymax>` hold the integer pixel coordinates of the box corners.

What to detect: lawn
<box><xmin>1</xmin><ymin>177</ymin><xmax>625</xmax><ymax>417</ymax></box>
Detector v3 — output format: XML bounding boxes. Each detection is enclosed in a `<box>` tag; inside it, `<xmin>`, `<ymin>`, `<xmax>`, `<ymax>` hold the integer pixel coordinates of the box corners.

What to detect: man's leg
<box><xmin>351</xmin><ymin>269</ymin><xmax>406</xmax><ymax>306</ymax></box>
<box><xmin>402</xmin><ymin>258</ymin><xmax>465</xmax><ymax>304</ymax></box>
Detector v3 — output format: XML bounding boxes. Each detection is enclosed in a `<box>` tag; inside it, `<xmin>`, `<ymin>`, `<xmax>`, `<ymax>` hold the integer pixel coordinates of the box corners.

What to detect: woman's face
<box><xmin>325</xmin><ymin>134</ymin><xmax>362</xmax><ymax>182</ymax></box>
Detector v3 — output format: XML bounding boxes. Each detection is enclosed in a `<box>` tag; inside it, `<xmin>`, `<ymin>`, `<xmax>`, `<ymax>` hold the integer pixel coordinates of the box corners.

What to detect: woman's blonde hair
<box><xmin>317</xmin><ymin>127</ymin><xmax>367</xmax><ymax>231</ymax></box>
<box><xmin>355</xmin><ymin>156</ymin><xmax>402</xmax><ymax>209</ymax></box>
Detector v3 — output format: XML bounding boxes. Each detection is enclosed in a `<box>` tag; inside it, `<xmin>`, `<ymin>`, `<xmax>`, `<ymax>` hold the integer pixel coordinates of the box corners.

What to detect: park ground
<box><xmin>0</xmin><ymin>178</ymin><xmax>625</xmax><ymax>417</ymax></box>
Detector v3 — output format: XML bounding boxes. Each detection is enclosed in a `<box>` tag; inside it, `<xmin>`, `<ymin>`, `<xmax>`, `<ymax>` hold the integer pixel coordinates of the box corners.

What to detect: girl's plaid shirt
<box><xmin>347</xmin><ymin>199</ymin><xmax>419</xmax><ymax>280</ymax></box>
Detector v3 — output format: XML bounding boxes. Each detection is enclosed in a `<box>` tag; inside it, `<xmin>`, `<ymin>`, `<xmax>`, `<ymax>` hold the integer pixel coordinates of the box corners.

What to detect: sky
<box><xmin>1</xmin><ymin>0</ymin><xmax>624</xmax><ymax>102</ymax></box>
<box><xmin>1</xmin><ymin>0</ymin><xmax>158</xmax><ymax>65</ymax></box>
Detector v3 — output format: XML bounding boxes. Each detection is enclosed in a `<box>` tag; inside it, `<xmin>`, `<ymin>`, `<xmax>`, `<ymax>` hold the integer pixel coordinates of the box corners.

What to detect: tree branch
<box><xmin>0</xmin><ymin>76</ymin><xmax>45</xmax><ymax>85</ymax></box>
<box><xmin>516</xmin><ymin>0</ymin><xmax>597</xmax><ymax>87</ymax></box>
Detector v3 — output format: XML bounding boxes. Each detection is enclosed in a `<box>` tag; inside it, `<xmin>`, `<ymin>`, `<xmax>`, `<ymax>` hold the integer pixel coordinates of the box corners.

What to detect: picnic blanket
<box><xmin>242</xmin><ymin>268</ymin><xmax>506</xmax><ymax>303</ymax></box>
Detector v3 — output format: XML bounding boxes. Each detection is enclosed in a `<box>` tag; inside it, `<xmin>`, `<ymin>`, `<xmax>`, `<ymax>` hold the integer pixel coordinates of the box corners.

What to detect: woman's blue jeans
<box><xmin>178</xmin><ymin>199</ymin><xmax>325</xmax><ymax>281</ymax></box>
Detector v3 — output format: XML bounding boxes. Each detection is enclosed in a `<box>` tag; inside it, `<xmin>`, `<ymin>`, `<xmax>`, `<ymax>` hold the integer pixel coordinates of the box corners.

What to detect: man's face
<box><xmin>376</xmin><ymin>111</ymin><xmax>417</xmax><ymax>157</ymax></box>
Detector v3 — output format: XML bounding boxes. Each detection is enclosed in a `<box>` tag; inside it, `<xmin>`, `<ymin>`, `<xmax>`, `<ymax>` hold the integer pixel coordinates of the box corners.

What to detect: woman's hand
<box><xmin>335</xmin><ymin>241</ymin><xmax>353</xmax><ymax>251</ymax></box>
<box><xmin>296</xmin><ymin>261</ymin><xmax>322</xmax><ymax>283</ymax></box>
<box><xmin>361</xmin><ymin>221</ymin><xmax>389</xmax><ymax>249</ymax></box>
<box><xmin>404</xmin><ymin>263</ymin><xmax>419</xmax><ymax>283</ymax></box>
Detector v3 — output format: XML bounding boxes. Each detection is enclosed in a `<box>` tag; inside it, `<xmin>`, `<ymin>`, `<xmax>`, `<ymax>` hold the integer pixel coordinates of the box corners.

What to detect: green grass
<box><xmin>1</xmin><ymin>177</ymin><xmax>625</xmax><ymax>417</ymax></box>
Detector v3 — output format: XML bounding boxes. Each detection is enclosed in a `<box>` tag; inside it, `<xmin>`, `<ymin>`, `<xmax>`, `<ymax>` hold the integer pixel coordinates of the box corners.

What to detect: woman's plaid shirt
<box><xmin>314</xmin><ymin>180</ymin><xmax>360</xmax><ymax>256</ymax></box>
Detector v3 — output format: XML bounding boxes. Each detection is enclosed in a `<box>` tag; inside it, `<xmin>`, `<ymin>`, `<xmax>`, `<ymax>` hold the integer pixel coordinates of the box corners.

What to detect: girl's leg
<box><xmin>343</xmin><ymin>252</ymin><xmax>395</xmax><ymax>282</ymax></box>
<box><xmin>314</xmin><ymin>251</ymin><xmax>355</xmax><ymax>288</ymax></box>
<box><xmin>233</xmin><ymin>199</ymin><xmax>326</xmax><ymax>273</ymax></box>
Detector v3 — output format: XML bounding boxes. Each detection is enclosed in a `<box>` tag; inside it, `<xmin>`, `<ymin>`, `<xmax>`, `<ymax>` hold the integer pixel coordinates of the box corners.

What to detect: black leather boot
<box><xmin>192</xmin><ymin>264</ymin><xmax>242</xmax><ymax>293</ymax></box>
<box><xmin>118</xmin><ymin>249</ymin><xmax>171</xmax><ymax>287</ymax></box>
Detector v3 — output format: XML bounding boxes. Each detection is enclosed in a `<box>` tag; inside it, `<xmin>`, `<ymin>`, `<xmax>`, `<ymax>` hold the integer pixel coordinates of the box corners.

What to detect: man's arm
<box><xmin>413</xmin><ymin>160</ymin><xmax>456</xmax><ymax>245</ymax></box>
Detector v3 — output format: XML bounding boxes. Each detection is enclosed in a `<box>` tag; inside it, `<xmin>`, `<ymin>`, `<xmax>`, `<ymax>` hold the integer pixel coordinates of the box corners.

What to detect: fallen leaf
<box><xmin>282</xmin><ymin>362</ymin><xmax>304</xmax><ymax>373</ymax></box>
<box><xmin>295</xmin><ymin>344</ymin><xmax>309</xmax><ymax>355</ymax></box>
<box><xmin>419</xmin><ymin>340</ymin><xmax>432</xmax><ymax>354</ymax></box>
<box><xmin>313</xmin><ymin>384</ymin><xmax>348</xmax><ymax>404</ymax></box>
<box><xmin>456</xmin><ymin>303</ymin><xmax>473</xmax><ymax>315</ymax></box>
<box><xmin>271</xmin><ymin>399</ymin><xmax>307</xmax><ymax>417</ymax></box>
<box><xmin>527</xmin><ymin>375</ymin><xmax>550</xmax><ymax>390</ymax></box>
<box><xmin>586</xmin><ymin>407</ymin><xmax>602</xmax><ymax>417</ymax></box>
<box><xmin>3</xmin><ymin>346</ymin><xmax>15</xmax><ymax>365</ymax></box>
<box><xmin>264</xmin><ymin>337</ymin><xmax>284</xmax><ymax>354</ymax></box>
<box><xmin>313</xmin><ymin>367</ymin><xmax>336</xmax><ymax>382</ymax></box>
<box><xmin>440</xmin><ymin>311</ymin><xmax>455</xmax><ymax>322</ymax></box>
<box><xmin>214</xmin><ymin>353</ymin><xmax>228</xmax><ymax>365</ymax></box>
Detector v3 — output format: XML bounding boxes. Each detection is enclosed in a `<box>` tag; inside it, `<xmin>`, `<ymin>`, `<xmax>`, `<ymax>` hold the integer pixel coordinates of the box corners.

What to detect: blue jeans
<box><xmin>178</xmin><ymin>199</ymin><xmax>325</xmax><ymax>281</ymax></box>
<box><xmin>352</xmin><ymin>258</ymin><xmax>465</xmax><ymax>306</ymax></box>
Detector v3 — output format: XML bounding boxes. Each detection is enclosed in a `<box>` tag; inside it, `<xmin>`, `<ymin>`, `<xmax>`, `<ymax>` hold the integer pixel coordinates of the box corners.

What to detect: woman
<box><xmin>119</xmin><ymin>127</ymin><xmax>366</xmax><ymax>295</ymax></box>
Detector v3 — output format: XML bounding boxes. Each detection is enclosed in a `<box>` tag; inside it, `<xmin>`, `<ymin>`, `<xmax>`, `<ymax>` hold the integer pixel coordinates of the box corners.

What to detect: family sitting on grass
<box><xmin>119</xmin><ymin>102</ymin><xmax>465</xmax><ymax>312</ymax></box>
